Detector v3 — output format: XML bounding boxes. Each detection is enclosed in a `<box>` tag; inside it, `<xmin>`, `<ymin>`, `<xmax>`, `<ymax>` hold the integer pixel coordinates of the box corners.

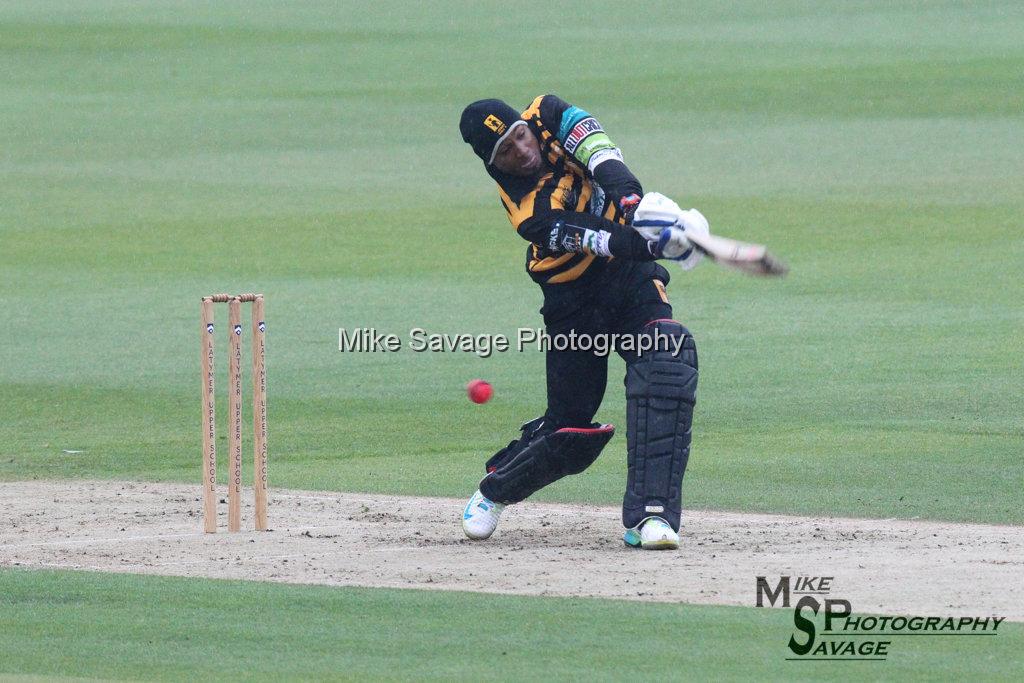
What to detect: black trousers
<box><xmin>539</xmin><ymin>259</ymin><xmax>674</xmax><ymax>427</ymax></box>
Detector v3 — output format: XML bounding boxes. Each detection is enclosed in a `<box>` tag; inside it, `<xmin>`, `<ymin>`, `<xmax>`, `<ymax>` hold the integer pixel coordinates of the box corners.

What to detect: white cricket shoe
<box><xmin>462</xmin><ymin>490</ymin><xmax>504</xmax><ymax>540</ymax></box>
<box><xmin>623</xmin><ymin>516</ymin><xmax>679</xmax><ymax>550</ymax></box>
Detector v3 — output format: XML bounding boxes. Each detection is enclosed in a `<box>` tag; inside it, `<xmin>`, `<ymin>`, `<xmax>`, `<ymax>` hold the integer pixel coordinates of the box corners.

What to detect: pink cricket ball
<box><xmin>467</xmin><ymin>379</ymin><xmax>493</xmax><ymax>404</ymax></box>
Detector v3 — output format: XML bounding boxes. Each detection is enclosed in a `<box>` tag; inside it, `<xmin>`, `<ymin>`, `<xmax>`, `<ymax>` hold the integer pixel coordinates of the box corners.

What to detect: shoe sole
<box><xmin>623</xmin><ymin>537</ymin><xmax>679</xmax><ymax>550</ymax></box>
<box><xmin>623</xmin><ymin>526</ymin><xmax>679</xmax><ymax>550</ymax></box>
<box><xmin>462</xmin><ymin>519</ymin><xmax>497</xmax><ymax>540</ymax></box>
<box><xmin>463</xmin><ymin>528</ymin><xmax>494</xmax><ymax>540</ymax></box>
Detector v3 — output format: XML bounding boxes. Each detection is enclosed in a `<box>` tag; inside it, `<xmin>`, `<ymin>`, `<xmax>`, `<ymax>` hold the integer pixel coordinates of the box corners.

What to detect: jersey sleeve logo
<box><xmin>484</xmin><ymin>115</ymin><xmax>507</xmax><ymax>134</ymax></box>
<box><xmin>563</xmin><ymin>117</ymin><xmax>603</xmax><ymax>155</ymax></box>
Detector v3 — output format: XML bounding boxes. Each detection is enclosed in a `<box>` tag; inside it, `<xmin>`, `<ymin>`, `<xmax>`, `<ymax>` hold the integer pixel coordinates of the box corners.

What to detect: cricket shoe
<box><xmin>462</xmin><ymin>490</ymin><xmax>504</xmax><ymax>540</ymax></box>
<box><xmin>623</xmin><ymin>516</ymin><xmax>679</xmax><ymax>550</ymax></box>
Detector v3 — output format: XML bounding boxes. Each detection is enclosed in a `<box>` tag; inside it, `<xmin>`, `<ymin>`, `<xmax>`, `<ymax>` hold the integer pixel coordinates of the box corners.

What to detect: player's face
<box><xmin>492</xmin><ymin>124</ymin><xmax>542</xmax><ymax>176</ymax></box>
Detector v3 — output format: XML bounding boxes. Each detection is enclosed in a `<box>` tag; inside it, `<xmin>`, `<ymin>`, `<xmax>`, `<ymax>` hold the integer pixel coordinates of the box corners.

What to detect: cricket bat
<box><xmin>686</xmin><ymin>231</ymin><xmax>788</xmax><ymax>277</ymax></box>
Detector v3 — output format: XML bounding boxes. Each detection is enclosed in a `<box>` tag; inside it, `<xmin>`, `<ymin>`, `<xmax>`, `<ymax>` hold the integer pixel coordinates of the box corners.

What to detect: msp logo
<box><xmin>484</xmin><ymin>114</ymin><xmax>506</xmax><ymax>135</ymax></box>
<box><xmin>756</xmin><ymin>575</ymin><xmax>1005</xmax><ymax>662</ymax></box>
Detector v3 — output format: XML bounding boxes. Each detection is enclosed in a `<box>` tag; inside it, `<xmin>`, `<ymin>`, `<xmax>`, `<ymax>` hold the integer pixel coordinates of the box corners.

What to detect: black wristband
<box><xmin>608</xmin><ymin>229</ymin><xmax>657</xmax><ymax>261</ymax></box>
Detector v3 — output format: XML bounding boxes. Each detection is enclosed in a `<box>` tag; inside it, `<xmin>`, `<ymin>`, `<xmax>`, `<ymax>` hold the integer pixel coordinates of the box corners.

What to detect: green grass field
<box><xmin>2</xmin><ymin>569</ymin><xmax>1021</xmax><ymax>681</ymax></box>
<box><xmin>1</xmin><ymin>1</ymin><xmax>1021</xmax><ymax>679</ymax></box>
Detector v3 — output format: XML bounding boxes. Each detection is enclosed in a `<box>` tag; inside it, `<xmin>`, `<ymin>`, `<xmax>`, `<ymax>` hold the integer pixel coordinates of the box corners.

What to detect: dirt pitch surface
<box><xmin>2</xmin><ymin>480</ymin><xmax>1021</xmax><ymax>620</ymax></box>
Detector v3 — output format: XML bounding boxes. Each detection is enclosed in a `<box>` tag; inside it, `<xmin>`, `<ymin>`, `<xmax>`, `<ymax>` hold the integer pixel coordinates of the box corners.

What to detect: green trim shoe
<box><xmin>623</xmin><ymin>516</ymin><xmax>679</xmax><ymax>550</ymax></box>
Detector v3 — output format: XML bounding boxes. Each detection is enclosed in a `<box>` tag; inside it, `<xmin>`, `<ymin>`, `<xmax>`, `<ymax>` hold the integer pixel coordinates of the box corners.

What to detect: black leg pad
<box><xmin>481</xmin><ymin>423</ymin><xmax>615</xmax><ymax>504</ymax></box>
<box><xmin>623</xmin><ymin>319</ymin><xmax>698</xmax><ymax>531</ymax></box>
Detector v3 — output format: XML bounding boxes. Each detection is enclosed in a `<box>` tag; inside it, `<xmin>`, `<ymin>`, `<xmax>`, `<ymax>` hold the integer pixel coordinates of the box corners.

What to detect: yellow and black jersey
<box><xmin>487</xmin><ymin>94</ymin><xmax>654</xmax><ymax>285</ymax></box>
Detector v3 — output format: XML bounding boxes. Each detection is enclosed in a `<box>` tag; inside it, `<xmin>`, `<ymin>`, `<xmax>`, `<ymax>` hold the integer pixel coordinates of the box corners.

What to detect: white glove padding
<box><xmin>657</xmin><ymin>226</ymin><xmax>691</xmax><ymax>259</ymax></box>
<box><xmin>635</xmin><ymin>192</ymin><xmax>710</xmax><ymax>271</ymax></box>
<box><xmin>674</xmin><ymin>208</ymin><xmax>709</xmax><ymax>271</ymax></box>
<box><xmin>633</xmin><ymin>192</ymin><xmax>685</xmax><ymax>240</ymax></box>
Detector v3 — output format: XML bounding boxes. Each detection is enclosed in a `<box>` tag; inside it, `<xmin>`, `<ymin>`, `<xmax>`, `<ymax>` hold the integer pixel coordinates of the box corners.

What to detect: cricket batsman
<box><xmin>458</xmin><ymin>95</ymin><xmax>709</xmax><ymax>549</ymax></box>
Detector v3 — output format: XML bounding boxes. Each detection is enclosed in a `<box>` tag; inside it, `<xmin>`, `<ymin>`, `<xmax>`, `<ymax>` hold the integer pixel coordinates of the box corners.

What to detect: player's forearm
<box><xmin>517</xmin><ymin>212</ymin><xmax>656</xmax><ymax>261</ymax></box>
<box><xmin>592</xmin><ymin>159</ymin><xmax>642</xmax><ymax>204</ymax></box>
